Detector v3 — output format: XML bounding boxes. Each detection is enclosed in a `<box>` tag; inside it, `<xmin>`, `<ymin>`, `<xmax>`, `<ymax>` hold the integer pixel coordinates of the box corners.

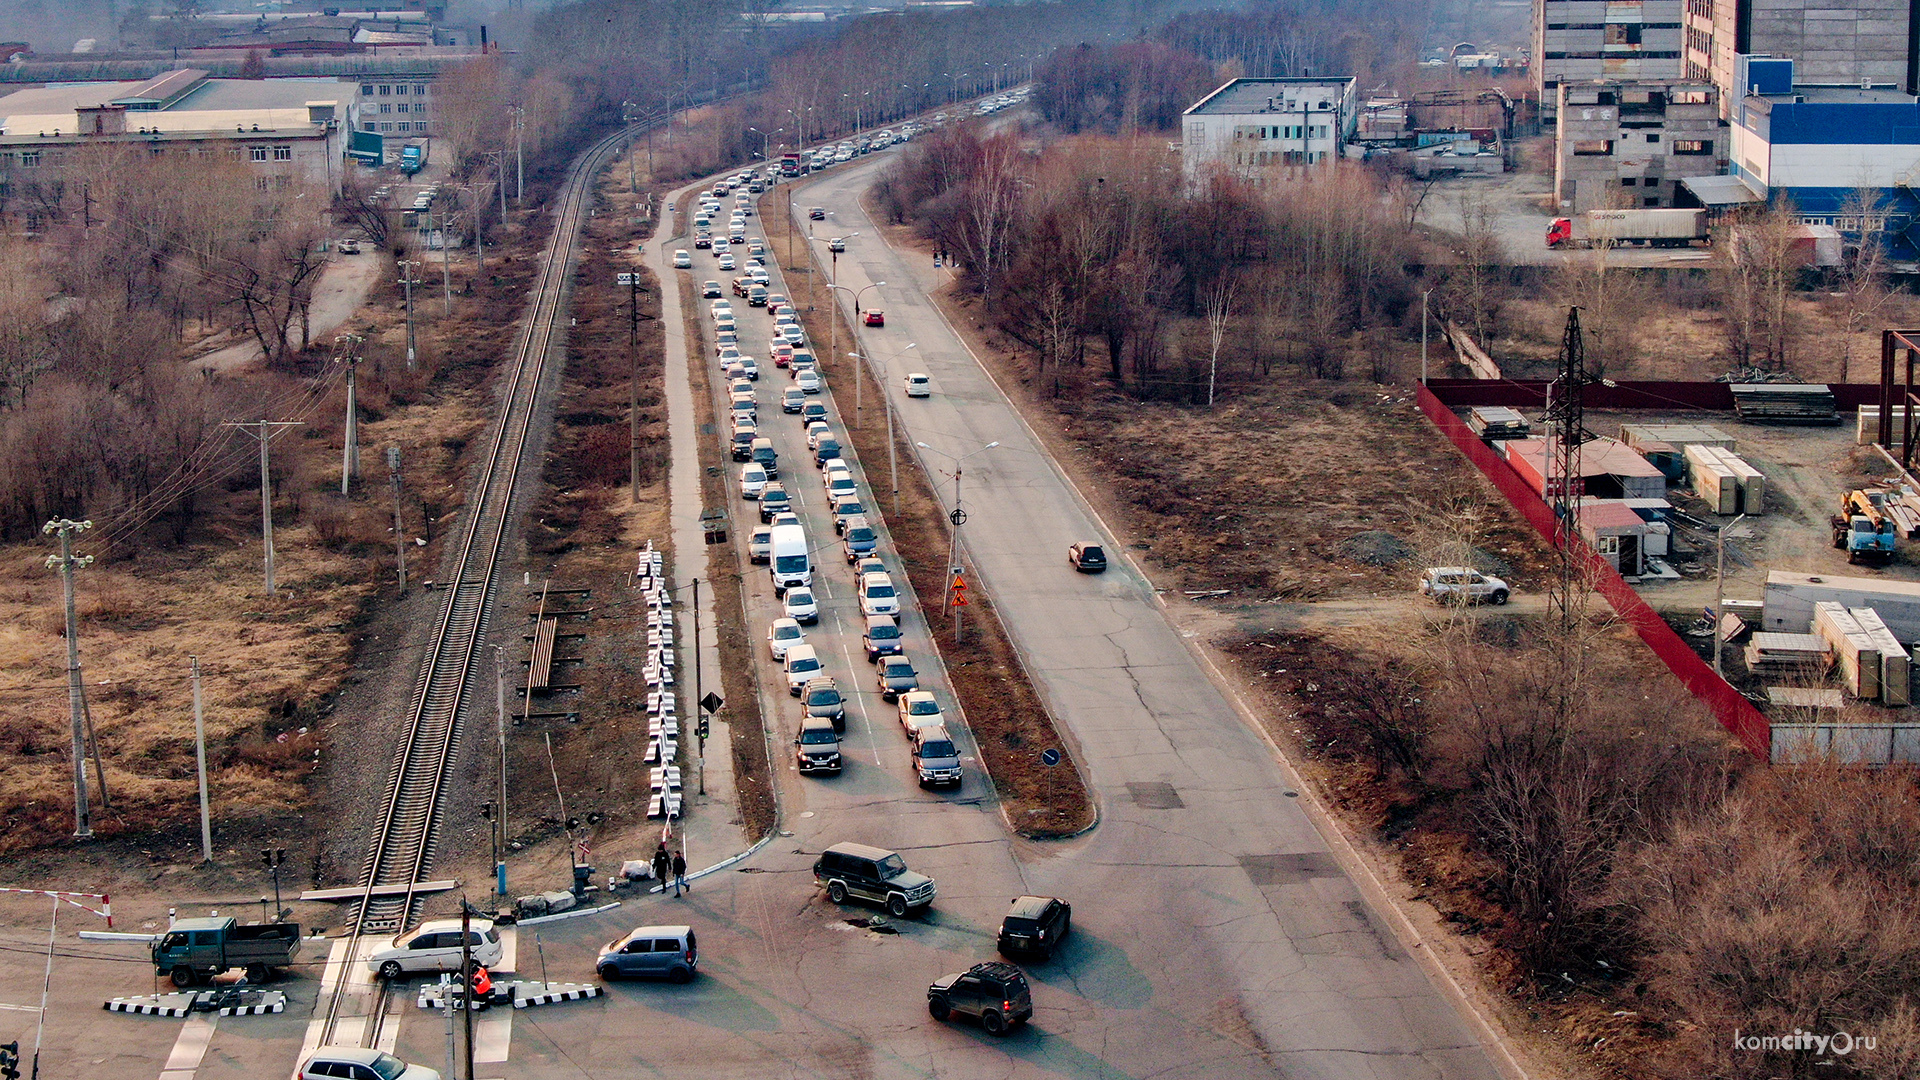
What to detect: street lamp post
<box><xmin>840</xmin><ymin>331</ymin><xmax>905</xmax><ymax>424</ymax></box>
<box><xmin>850</xmin><ymin>344</ymin><xmax>916</xmax><ymax>513</ymax></box>
<box><xmin>810</xmin><ymin>231</ymin><xmax>862</xmax><ymax>352</ymax></box>
<box><xmin>915</xmin><ymin>440</ymin><xmax>1000</xmax><ymax>639</ymax></box>
<box><xmin>507</xmin><ymin>105</ymin><xmax>525</xmax><ymax>205</ymax></box>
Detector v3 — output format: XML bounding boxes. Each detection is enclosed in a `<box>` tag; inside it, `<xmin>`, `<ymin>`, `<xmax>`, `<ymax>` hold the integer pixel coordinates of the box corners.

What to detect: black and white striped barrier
<box><xmin>103</xmin><ymin>990</ymin><xmax>286</xmax><ymax>1016</ymax></box>
<box><xmin>508</xmin><ymin>981</ymin><xmax>602</xmax><ymax>1009</ymax></box>
<box><xmin>104</xmin><ymin>994</ymin><xmax>195</xmax><ymax>1016</ymax></box>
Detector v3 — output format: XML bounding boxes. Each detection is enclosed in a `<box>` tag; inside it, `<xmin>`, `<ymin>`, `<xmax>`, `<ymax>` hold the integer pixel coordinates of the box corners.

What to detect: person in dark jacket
<box><xmin>651</xmin><ymin>844</ymin><xmax>671</xmax><ymax>890</ymax></box>
<box><xmin>671</xmin><ymin>850</ymin><xmax>688</xmax><ymax>896</ymax></box>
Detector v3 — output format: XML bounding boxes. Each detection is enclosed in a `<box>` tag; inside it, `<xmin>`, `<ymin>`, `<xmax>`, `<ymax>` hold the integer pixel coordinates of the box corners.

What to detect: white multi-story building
<box><xmin>1181</xmin><ymin>77</ymin><xmax>1358</xmax><ymax>188</ymax></box>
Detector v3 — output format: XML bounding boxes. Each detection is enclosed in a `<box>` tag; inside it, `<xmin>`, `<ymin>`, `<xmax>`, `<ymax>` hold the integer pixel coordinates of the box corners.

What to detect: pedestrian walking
<box><xmin>651</xmin><ymin>843</ymin><xmax>671</xmax><ymax>890</ymax></box>
<box><xmin>672</xmin><ymin>850</ymin><xmax>688</xmax><ymax>896</ymax></box>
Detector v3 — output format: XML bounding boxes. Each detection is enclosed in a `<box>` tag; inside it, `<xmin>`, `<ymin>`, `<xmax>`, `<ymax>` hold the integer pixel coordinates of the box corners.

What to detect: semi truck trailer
<box><xmin>1546</xmin><ymin>208</ymin><xmax>1709</xmax><ymax>249</ymax></box>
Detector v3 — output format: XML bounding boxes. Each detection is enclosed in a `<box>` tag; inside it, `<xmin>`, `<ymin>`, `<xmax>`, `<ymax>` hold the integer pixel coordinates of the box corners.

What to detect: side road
<box><xmin>794</xmin><ymin>154</ymin><xmax>1525</xmax><ymax>1080</ymax></box>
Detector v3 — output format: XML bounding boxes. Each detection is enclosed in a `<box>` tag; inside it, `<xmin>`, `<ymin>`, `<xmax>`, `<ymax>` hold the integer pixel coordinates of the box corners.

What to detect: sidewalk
<box><xmin>190</xmin><ymin>253</ymin><xmax>384</xmax><ymax>374</ymax></box>
<box><xmin>651</xmin><ymin>179</ymin><xmax>751</xmax><ymax>880</ymax></box>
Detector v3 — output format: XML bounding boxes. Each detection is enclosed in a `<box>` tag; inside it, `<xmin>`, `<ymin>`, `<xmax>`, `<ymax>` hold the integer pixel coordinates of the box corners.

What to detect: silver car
<box><xmin>597</xmin><ymin>925</ymin><xmax>697</xmax><ymax>983</ymax></box>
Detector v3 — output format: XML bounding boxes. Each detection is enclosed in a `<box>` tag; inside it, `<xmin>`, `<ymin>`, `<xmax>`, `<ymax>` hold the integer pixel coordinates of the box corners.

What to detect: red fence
<box><xmin>1417</xmin><ymin>385</ymin><xmax>1772</xmax><ymax>758</ymax></box>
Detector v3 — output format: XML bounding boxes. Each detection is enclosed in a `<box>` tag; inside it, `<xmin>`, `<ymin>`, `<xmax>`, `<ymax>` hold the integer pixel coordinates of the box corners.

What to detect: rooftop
<box><xmin>1186</xmin><ymin>76</ymin><xmax>1356</xmax><ymax>116</ymax></box>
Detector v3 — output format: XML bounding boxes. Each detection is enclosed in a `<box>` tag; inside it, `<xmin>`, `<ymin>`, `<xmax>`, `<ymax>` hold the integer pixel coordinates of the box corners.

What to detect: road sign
<box><xmin>949</xmin><ymin>507</ymin><xmax>967</xmax><ymax>526</ymax></box>
<box><xmin>1040</xmin><ymin>748</ymin><xmax>1061</xmax><ymax>767</ymax></box>
<box><xmin>616</xmin><ymin>272</ymin><xmax>636</xmax><ymax>286</ymax></box>
<box><xmin>952</xmin><ymin>593</ymin><xmax>968</xmax><ymax>607</ymax></box>
<box><xmin>700</xmin><ymin>691</ymin><xmax>724</xmax><ymax>714</ymax></box>
<box><xmin>950</xmin><ymin>575</ymin><xmax>966</xmax><ymax>591</ymax></box>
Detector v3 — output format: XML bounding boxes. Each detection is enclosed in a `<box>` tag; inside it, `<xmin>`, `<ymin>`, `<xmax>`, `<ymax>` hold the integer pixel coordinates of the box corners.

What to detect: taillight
<box><xmin>1003</xmin><ymin>999</ymin><xmax>1012</xmax><ymax>1013</ymax></box>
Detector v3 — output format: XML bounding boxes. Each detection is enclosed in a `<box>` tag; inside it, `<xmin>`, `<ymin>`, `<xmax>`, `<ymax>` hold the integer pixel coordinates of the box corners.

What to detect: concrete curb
<box><xmin>516</xmin><ymin>901</ymin><xmax>622</xmax><ymax>926</ymax></box>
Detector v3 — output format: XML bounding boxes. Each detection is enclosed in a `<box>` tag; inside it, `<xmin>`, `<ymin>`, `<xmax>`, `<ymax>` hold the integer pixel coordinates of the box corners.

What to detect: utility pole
<box><xmin>441</xmin><ymin>237</ymin><xmax>453</xmax><ymax>317</ymax></box>
<box><xmin>338</xmin><ymin>335</ymin><xmax>363</xmax><ymax>495</ymax></box>
<box><xmin>223</xmin><ymin>421</ymin><xmax>302</xmax><ymax>595</ymax></box>
<box><xmin>388</xmin><ymin>447</ymin><xmax>407</xmax><ymax>591</ymax></box>
<box><xmin>493</xmin><ymin>645</ymin><xmax>508</xmax><ymax>905</ymax></box>
<box><xmin>627</xmin><ymin>273</ymin><xmax>650</xmax><ymax>503</ymax></box>
<box><xmin>1421</xmin><ymin>288</ymin><xmax>1433</xmax><ymax>385</ymax></box>
<box><xmin>191</xmin><ymin>656</ymin><xmax>212</xmax><ymax>862</ymax></box>
<box><xmin>460</xmin><ymin>903</ymin><xmax>476</xmax><ymax>1080</ymax></box>
<box><xmin>693</xmin><ymin>578</ymin><xmax>705</xmax><ymax>796</ymax></box>
<box><xmin>43</xmin><ymin>519</ymin><xmax>93</xmax><ymax>839</ymax></box>
<box><xmin>398</xmin><ymin>259</ymin><xmax>420</xmax><ymax>370</ymax></box>
<box><xmin>511</xmin><ymin>105</ymin><xmax>525</xmax><ymax>205</ymax></box>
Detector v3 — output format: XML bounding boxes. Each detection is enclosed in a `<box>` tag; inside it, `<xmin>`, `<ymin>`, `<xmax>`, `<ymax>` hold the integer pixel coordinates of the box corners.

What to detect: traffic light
<box><xmin>1</xmin><ymin>1038</ymin><xmax>21</xmax><ymax>1080</ymax></box>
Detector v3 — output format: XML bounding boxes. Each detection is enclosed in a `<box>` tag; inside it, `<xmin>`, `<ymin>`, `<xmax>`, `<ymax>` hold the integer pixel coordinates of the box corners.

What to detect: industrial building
<box><xmin>1532</xmin><ymin>0</ymin><xmax>1685</xmax><ymax>102</ymax></box>
<box><xmin>1682</xmin><ymin>0</ymin><xmax>1918</xmax><ymax>120</ymax></box>
<box><xmin>1180</xmin><ymin>77</ymin><xmax>1358</xmax><ymax>188</ymax></box>
<box><xmin>1724</xmin><ymin>55</ymin><xmax>1920</xmax><ymax>255</ymax></box>
<box><xmin>1554</xmin><ymin>79</ymin><xmax>1724</xmax><ymax>209</ymax></box>
<box><xmin>0</xmin><ymin>69</ymin><xmax>363</xmax><ymax>196</ymax></box>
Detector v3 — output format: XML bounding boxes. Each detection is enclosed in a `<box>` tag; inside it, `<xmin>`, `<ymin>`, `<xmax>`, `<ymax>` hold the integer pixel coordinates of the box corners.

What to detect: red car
<box><xmin>864</xmin><ymin>311</ymin><xmax>884</xmax><ymax>327</ymax></box>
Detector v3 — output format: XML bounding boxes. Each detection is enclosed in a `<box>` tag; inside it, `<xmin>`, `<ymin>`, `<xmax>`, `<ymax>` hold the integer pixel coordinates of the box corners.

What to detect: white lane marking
<box><xmin>475</xmin><ymin>1007</ymin><xmax>514</xmax><ymax>1063</ymax></box>
<box><xmin>160</xmin><ymin>1013</ymin><xmax>216</xmax><ymax>1080</ymax></box>
<box><xmin>496</xmin><ymin>927</ymin><xmax>518</xmax><ymax>975</ymax></box>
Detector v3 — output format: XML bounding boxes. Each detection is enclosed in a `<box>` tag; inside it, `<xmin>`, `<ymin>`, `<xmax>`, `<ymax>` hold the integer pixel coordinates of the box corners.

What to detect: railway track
<box><xmin>311</xmin><ymin>118</ymin><xmax>652</xmax><ymax>1050</ymax></box>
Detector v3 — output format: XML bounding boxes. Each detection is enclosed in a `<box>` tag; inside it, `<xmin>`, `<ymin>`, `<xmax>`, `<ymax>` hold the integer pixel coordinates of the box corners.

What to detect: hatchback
<box><xmin>367</xmin><ymin>920</ymin><xmax>504</xmax><ymax>980</ymax></box>
<box><xmin>596</xmin><ymin>925</ymin><xmax>697</xmax><ymax>983</ymax></box>
<box><xmin>298</xmin><ymin>1047</ymin><xmax>439</xmax><ymax>1080</ymax></box>
<box><xmin>784</xmin><ymin>588</ymin><xmax>820</xmax><ymax>628</ymax></box>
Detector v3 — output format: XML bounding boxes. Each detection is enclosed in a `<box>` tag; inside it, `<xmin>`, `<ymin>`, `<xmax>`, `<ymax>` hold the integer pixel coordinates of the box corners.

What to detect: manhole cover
<box><xmin>1127</xmin><ymin>781</ymin><xmax>1184</xmax><ymax>810</ymax></box>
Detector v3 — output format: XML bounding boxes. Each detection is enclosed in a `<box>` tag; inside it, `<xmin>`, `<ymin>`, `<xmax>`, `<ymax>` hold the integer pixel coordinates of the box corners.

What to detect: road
<box><xmin>782</xmin><ymin>152</ymin><xmax>1513</xmax><ymax>1079</ymax></box>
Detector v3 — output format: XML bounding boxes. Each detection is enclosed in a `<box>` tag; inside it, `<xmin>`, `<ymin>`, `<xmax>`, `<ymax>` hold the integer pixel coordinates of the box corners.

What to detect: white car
<box><xmin>710</xmin><ymin>300</ymin><xmax>732</xmax><ymax>319</ymax></box>
<box><xmin>717</xmin><ymin>345</ymin><xmax>741</xmax><ymax>365</ymax></box>
<box><xmin>796</xmin><ymin>369</ymin><xmax>822</xmax><ymax>394</ymax></box>
<box><xmin>299</xmin><ymin>1048</ymin><xmax>439</xmax><ymax>1080</ymax></box>
<box><xmin>718</xmin><ymin>254</ymin><xmax>736</xmax><ymax>271</ymax></box>
<box><xmin>740</xmin><ymin>357</ymin><xmax>760</xmax><ymax>381</ymax></box>
<box><xmin>897</xmin><ymin>690</ymin><xmax>944</xmax><ymax>736</ymax></box>
<box><xmin>904</xmin><ymin>373</ymin><xmax>931</xmax><ymax>397</ymax></box>
<box><xmin>784</xmin><ymin>642</ymin><xmax>822</xmax><ymax>690</ymax></box>
<box><xmin>781</xmin><ymin>325</ymin><xmax>807</xmax><ymax>346</ymax></box>
<box><xmin>858</xmin><ymin>571</ymin><xmax>900</xmax><ymax>616</ymax></box>
<box><xmin>1418</xmin><ymin>566</ymin><xmax>1511</xmax><ymax>605</ymax></box>
<box><xmin>807</xmin><ymin>424</ymin><xmax>835</xmax><ymax>451</ymax></box>
<box><xmin>740</xmin><ymin>463</ymin><xmax>769</xmax><ymax>499</ymax></box>
<box><xmin>768</xmin><ymin>616</ymin><xmax>805</xmax><ymax>660</ymax></box>
<box><xmin>749</xmin><ymin>525</ymin><xmax>772</xmax><ymax>563</ymax></box>
<box><xmin>367</xmin><ymin>919</ymin><xmax>504</xmax><ymax>980</ymax></box>
<box><xmin>672</xmin><ymin>250</ymin><xmax>692</xmax><ymax>269</ymax></box>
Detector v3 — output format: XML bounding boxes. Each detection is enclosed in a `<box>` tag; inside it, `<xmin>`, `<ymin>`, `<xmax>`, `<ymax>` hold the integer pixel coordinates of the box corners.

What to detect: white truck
<box><xmin>769</xmin><ymin>523</ymin><xmax>811</xmax><ymax>595</ymax></box>
<box><xmin>1546</xmin><ymin>208</ymin><xmax>1709</xmax><ymax>249</ymax></box>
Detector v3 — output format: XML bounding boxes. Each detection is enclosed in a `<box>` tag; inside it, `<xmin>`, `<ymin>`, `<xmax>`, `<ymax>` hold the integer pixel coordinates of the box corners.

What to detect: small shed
<box><xmin>1578</xmin><ymin>500</ymin><xmax>1656</xmax><ymax>575</ymax></box>
<box><xmin>1504</xmin><ymin>437</ymin><xmax>1667</xmax><ymax>501</ymax></box>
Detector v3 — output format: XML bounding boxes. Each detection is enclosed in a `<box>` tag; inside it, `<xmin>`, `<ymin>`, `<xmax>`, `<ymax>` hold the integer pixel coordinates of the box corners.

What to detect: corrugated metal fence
<box><xmin>1417</xmin><ymin>384</ymin><xmax>1772</xmax><ymax>758</ymax></box>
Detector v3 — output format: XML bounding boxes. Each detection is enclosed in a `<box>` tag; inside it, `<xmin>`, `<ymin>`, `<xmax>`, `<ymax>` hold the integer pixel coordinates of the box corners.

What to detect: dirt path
<box><xmin>190</xmin><ymin>252</ymin><xmax>384</xmax><ymax>374</ymax></box>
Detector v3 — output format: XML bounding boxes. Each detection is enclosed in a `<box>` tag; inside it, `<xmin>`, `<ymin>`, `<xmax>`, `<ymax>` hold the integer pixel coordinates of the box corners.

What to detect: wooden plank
<box><xmin>528</xmin><ymin>617</ymin><xmax>558</xmax><ymax>691</ymax></box>
<box><xmin>298</xmin><ymin>880</ymin><xmax>458</xmax><ymax>901</ymax></box>
<box><xmin>1766</xmin><ymin>687</ymin><xmax>1846</xmax><ymax>709</ymax></box>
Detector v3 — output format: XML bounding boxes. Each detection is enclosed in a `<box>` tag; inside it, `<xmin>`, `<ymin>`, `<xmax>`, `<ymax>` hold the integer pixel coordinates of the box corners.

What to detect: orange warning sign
<box><xmin>952</xmin><ymin>593</ymin><xmax>969</xmax><ymax>606</ymax></box>
<box><xmin>950</xmin><ymin>575</ymin><xmax>967</xmax><ymax>590</ymax></box>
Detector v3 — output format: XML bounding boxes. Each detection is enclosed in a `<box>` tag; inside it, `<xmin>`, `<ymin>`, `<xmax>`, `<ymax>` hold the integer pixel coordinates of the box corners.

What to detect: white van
<box><xmin>769</xmin><ymin>522</ymin><xmax>811</xmax><ymax>595</ymax></box>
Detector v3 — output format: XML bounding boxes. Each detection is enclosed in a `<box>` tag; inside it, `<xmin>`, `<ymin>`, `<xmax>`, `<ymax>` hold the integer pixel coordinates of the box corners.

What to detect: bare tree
<box><xmin>1718</xmin><ymin>204</ymin><xmax>1802</xmax><ymax>371</ymax></box>
<box><xmin>1837</xmin><ymin>186</ymin><xmax>1894</xmax><ymax>381</ymax></box>
<box><xmin>1200</xmin><ymin>268</ymin><xmax>1237</xmax><ymax>405</ymax></box>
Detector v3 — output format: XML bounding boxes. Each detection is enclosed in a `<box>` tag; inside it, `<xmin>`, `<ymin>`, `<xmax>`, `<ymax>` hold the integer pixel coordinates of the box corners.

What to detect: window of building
<box><xmin>1605</xmin><ymin>24</ymin><xmax>1644</xmax><ymax>45</ymax></box>
<box><xmin>1621</xmin><ymin>177</ymin><xmax>1637</xmax><ymax>186</ymax></box>
<box><xmin>250</xmin><ymin>146</ymin><xmax>268</xmax><ymax>162</ymax></box>
<box><xmin>379</xmin><ymin>103</ymin><xmax>391</xmax><ymax>114</ymax></box>
<box><xmin>256</xmin><ymin>176</ymin><xmax>272</xmax><ymax>191</ymax></box>
<box><xmin>227</xmin><ymin>146</ymin><xmax>245</xmax><ymax>160</ymax></box>
<box><xmin>19</xmin><ymin>150</ymin><xmax>38</xmax><ymax>168</ymax></box>
<box><xmin>272</xmin><ymin>145</ymin><xmax>291</xmax><ymax>160</ymax></box>
<box><xmin>411</xmin><ymin>84</ymin><xmax>426</xmax><ymax>95</ymax></box>
<box><xmin>377</xmin><ymin>85</ymin><xmax>391</xmax><ymax>96</ymax></box>
<box><xmin>1647</xmin><ymin>133</ymin><xmax>1659</xmax><ymax>142</ymax></box>
<box><xmin>1573</xmin><ymin>140</ymin><xmax>1614</xmax><ymax>156</ymax></box>
<box><xmin>1644</xmin><ymin>196</ymin><xmax>1661</xmax><ymax>206</ymax></box>
<box><xmin>361</xmin><ymin>84</ymin><xmax>374</xmax><ymax>96</ymax></box>
<box><xmin>1673</xmin><ymin>139</ymin><xmax>1712</xmax><ymax>155</ymax></box>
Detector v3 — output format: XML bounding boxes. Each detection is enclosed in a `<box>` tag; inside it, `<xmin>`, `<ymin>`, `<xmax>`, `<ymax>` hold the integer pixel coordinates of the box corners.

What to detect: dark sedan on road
<box><xmin>876</xmin><ymin>656</ymin><xmax>918</xmax><ymax>701</ymax></box>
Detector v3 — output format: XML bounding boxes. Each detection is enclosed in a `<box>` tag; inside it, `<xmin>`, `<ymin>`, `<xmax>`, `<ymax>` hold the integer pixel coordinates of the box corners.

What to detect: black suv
<box><xmin>813</xmin><ymin>842</ymin><xmax>936</xmax><ymax>918</ymax></box>
<box><xmin>927</xmin><ymin>961</ymin><xmax>1033</xmax><ymax>1035</ymax></box>
<box><xmin>802</xmin><ymin>677</ymin><xmax>846</xmax><ymax>732</ymax></box>
<box><xmin>998</xmin><ymin>896</ymin><xmax>1071</xmax><ymax>959</ymax></box>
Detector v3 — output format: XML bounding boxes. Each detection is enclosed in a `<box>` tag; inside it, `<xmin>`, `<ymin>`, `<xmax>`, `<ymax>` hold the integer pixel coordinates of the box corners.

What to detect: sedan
<box><xmin>767</xmin><ymin>617</ymin><xmax>805</xmax><ymax>661</ymax></box>
<box><xmin>864</xmin><ymin>310</ymin><xmax>883</xmax><ymax>327</ymax></box>
<box><xmin>740</xmin><ymin>357</ymin><xmax>760</xmax><ymax>381</ymax></box>
<box><xmin>781</xmin><ymin>325</ymin><xmax>807</xmax><ymax>347</ymax></box>
<box><xmin>876</xmin><ymin>656</ymin><xmax>918</xmax><ymax>701</ymax></box>
<box><xmin>702</xmin><ymin>280</ymin><xmax>722</xmax><ymax>298</ymax></box>
<box><xmin>897</xmin><ymin>689</ymin><xmax>944</xmax><ymax>735</ymax></box>
<box><xmin>784</xmin><ymin>586</ymin><xmax>819</xmax><ymax>625</ymax></box>
<box><xmin>809</xmin><ymin>206</ymin><xmax>827</xmax><ymax>220</ymax></box>
<box><xmin>782</xmin><ymin>387</ymin><xmax>806</xmax><ymax>414</ymax></box>
<box><xmin>796</xmin><ymin>369</ymin><xmax>822</xmax><ymax>394</ymax></box>
<box><xmin>718</xmin><ymin>254</ymin><xmax>736</xmax><ymax>271</ymax></box>
<box><xmin>799</xmin><ymin>401</ymin><xmax>829</xmax><ymax>426</ymax></box>
<box><xmin>806</xmin><ymin>424</ymin><xmax>835</xmax><ymax>451</ymax></box>
<box><xmin>828</xmin><ymin>236</ymin><xmax>846</xmax><ymax>253</ymax></box>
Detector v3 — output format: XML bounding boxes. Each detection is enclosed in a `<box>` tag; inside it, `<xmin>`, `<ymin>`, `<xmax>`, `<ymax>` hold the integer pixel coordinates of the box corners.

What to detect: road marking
<box><xmin>158</xmin><ymin>1013</ymin><xmax>215</xmax><ymax>1080</ymax></box>
<box><xmin>475</xmin><ymin>1007</ymin><xmax>513</xmax><ymax>1063</ymax></box>
<box><xmin>0</xmin><ymin>1003</ymin><xmax>41</xmax><ymax>1013</ymax></box>
<box><xmin>497</xmin><ymin>927</ymin><xmax>518</xmax><ymax>974</ymax></box>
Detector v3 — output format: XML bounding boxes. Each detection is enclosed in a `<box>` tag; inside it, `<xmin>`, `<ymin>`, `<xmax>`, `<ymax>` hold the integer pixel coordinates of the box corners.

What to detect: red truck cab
<box><xmin>1545</xmin><ymin>218</ymin><xmax>1574</xmax><ymax>247</ymax></box>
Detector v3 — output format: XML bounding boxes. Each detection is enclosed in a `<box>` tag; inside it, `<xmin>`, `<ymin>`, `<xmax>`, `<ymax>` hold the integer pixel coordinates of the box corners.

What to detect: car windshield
<box><xmin>909</xmin><ymin>699</ymin><xmax>938</xmax><ymax>715</ymax></box>
<box><xmin>775</xmin><ymin>555</ymin><xmax>807</xmax><ymax>573</ymax></box>
<box><xmin>800</xmin><ymin>728</ymin><xmax>837</xmax><ymax>744</ymax></box>
<box><xmin>869</xmin><ymin>624</ymin><xmax>897</xmax><ymax>640</ymax></box>
<box><xmin>878</xmin><ymin>854</ymin><xmax>909</xmax><ymax>879</ymax></box>
<box><xmin>369</xmin><ymin>1053</ymin><xmax>411</xmax><ymax>1080</ymax></box>
<box><xmin>920</xmin><ymin>741</ymin><xmax>955</xmax><ymax>758</ymax></box>
<box><xmin>838</xmin><ymin>503</ymin><xmax>864</xmax><ymax>517</ymax></box>
<box><xmin>850</xmin><ymin>529</ymin><xmax>874</xmax><ymax>543</ymax></box>
<box><xmin>775</xmin><ymin>624</ymin><xmax>800</xmax><ymax>640</ymax></box>
<box><xmin>807</xmin><ymin>689</ymin><xmax>840</xmax><ymax>706</ymax></box>
<box><xmin>868</xmin><ymin>584</ymin><xmax>895</xmax><ymax>599</ymax></box>
<box><xmin>788</xmin><ymin>591</ymin><xmax>814</xmax><ymax>607</ymax></box>
<box><xmin>791</xmin><ymin>656</ymin><xmax>820</xmax><ymax>671</ymax></box>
